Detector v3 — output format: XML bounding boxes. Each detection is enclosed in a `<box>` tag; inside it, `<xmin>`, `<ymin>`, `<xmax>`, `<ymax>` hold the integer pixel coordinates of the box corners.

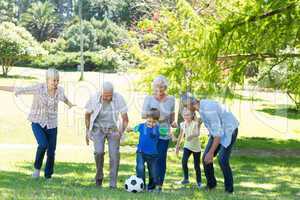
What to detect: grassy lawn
<box><xmin>0</xmin><ymin>149</ymin><xmax>299</xmax><ymax>200</ymax></box>
<box><xmin>0</xmin><ymin>68</ymin><xmax>300</xmax><ymax>199</ymax></box>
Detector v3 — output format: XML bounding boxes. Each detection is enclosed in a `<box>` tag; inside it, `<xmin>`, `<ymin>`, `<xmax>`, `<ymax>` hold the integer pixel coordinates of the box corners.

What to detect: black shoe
<box><xmin>96</xmin><ymin>179</ymin><xmax>102</xmax><ymax>187</ymax></box>
<box><xmin>204</xmin><ymin>186</ymin><xmax>216</xmax><ymax>191</ymax></box>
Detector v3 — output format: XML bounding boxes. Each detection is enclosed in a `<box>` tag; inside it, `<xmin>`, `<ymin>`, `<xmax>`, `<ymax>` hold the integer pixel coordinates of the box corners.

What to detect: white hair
<box><xmin>101</xmin><ymin>81</ymin><xmax>114</xmax><ymax>93</ymax></box>
<box><xmin>152</xmin><ymin>75</ymin><xmax>168</xmax><ymax>89</ymax></box>
<box><xmin>46</xmin><ymin>68</ymin><xmax>59</xmax><ymax>80</ymax></box>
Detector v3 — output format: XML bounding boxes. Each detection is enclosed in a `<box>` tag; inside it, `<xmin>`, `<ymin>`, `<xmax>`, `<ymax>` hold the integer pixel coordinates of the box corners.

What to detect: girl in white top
<box><xmin>175</xmin><ymin>108</ymin><xmax>202</xmax><ymax>188</ymax></box>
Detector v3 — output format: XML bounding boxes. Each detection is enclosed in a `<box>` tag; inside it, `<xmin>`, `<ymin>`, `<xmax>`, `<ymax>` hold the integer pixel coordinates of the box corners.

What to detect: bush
<box><xmin>16</xmin><ymin>50</ymin><xmax>131</xmax><ymax>72</ymax></box>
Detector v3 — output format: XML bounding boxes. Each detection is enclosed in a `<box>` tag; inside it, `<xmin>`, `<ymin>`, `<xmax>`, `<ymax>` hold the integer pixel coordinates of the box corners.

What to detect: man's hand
<box><xmin>204</xmin><ymin>152</ymin><xmax>214</xmax><ymax>164</ymax></box>
<box><xmin>112</xmin><ymin>131</ymin><xmax>121</xmax><ymax>140</ymax></box>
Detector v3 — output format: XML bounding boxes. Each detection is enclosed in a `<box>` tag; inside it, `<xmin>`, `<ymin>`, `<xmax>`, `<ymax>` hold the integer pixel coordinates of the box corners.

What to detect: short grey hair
<box><xmin>46</xmin><ymin>68</ymin><xmax>59</xmax><ymax>80</ymax></box>
<box><xmin>101</xmin><ymin>81</ymin><xmax>114</xmax><ymax>93</ymax></box>
<box><xmin>152</xmin><ymin>75</ymin><xmax>168</xmax><ymax>89</ymax></box>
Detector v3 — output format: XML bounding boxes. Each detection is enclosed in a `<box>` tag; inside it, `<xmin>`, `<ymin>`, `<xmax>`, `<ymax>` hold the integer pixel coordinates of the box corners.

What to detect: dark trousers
<box><xmin>32</xmin><ymin>123</ymin><xmax>57</xmax><ymax>178</ymax></box>
<box><xmin>182</xmin><ymin>148</ymin><xmax>201</xmax><ymax>183</ymax></box>
<box><xmin>148</xmin><ymin>139</ymin><xmax>169</xmax><ymax>189</ymax></box>
<box><xmin>136</xmin><ymin>152</ymin><xmax>160</xmax><ymax>188</ymax></box>
<box><xmin>203</xmin><ymin>129</ymin><xmax>238</xmax><ymax>193</ymax></box>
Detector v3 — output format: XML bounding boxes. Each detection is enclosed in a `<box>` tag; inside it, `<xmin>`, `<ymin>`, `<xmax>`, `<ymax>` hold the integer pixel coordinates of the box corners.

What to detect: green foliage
<box><xmin>63</xmin><ymin>20</ymin><xmax>98</xmax><ymax>52</ymax></box>
<box><xmin>0</xmin><ymin>22</ymin><xmax>46</xmax><ymax>76</ymax></box>
<box><xmin>91</xmin><ymin>18</ymin><xmax>128</xmax><ymax>48</ymax></box>
<box><xmin>41</xmin><ymin>38</ymin><xmax>67</xmax><ymax>54</ymax></box>
<box><xmin>126</xmin><ymin>0</ymin><xmax>300</xmax><ymax>100</ymax></box>
<box><xmin>0</xmin><ymin>0</ymin><xmax>17</xmax><ymax>23</ymax></box>
<box><xmin>20</xmin><ymin>1</ymin><xmax>61</xmax><ymax>42</ymax></box>
<box><xmin>17</xmin><ymin>50</ymin><xmax>130</xmax><ymax>72</ymax></box>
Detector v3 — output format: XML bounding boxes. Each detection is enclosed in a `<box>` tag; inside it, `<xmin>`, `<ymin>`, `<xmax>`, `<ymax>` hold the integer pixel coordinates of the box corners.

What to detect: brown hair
<box><xmin>146</xmin><ymin>108</ymin><xmax>160</xmax><ymax>121</ymax></box>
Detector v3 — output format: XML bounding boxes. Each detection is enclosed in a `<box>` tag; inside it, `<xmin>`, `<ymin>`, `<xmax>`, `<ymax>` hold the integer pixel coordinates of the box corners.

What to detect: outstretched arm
<box><xmin>0</xmin><ymin>86</ymin><xmax>15</xmax><ymax>92</ymax></box>
<box><xmin>63</xmin><ymin>97</ymin><xmax>76</xmax><ymax>109</ymax></box>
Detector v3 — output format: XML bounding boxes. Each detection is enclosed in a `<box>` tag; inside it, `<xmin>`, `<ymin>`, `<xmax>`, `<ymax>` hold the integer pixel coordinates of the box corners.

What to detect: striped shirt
<box><xmin>14</xmin><ymin>83</ymin><xmax>66</xmax><ymax>129</ymax></box>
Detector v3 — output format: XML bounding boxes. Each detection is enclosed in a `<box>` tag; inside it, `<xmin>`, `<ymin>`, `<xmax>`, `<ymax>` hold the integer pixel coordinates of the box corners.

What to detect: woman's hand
<box><xmin>171</xmin><ymin>121</ymin><xmax>178</xmax><ymax>128</ymax></box>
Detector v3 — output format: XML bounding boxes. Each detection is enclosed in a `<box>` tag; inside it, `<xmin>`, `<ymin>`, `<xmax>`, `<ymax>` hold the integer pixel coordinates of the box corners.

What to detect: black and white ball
<box><xmin>124</xmin><ymin>175</ymin><xmax>144</xmax><ymax>193</ymax></box>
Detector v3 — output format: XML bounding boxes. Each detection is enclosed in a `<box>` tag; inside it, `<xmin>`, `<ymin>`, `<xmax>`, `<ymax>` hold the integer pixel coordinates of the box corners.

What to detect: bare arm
<box><xmin>120</xmin><ymin>113</ymin><xmax>129</xmax><ymax>134</ymax></box>
<box><xmin>85</xmin><ymin>112</ymin><xmax>91</xmax><ymax>145</ymax></box>
<box><xmin>0</xmin><ymin>86</ymin><xmax>15</xmax><ymax>92</ymax></box>
<box><xmin>63</xmin><ymin>97</ymin><xmax>75</xmax><ymax>108</ymax></box>
<box><xmin>175</xmin><ymin>129</ymin><xmax>184</xmax><ymax>156</ymax></box>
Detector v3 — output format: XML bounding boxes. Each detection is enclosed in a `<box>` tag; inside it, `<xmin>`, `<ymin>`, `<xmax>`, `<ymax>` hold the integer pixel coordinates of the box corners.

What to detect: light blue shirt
<box><xmin>199</xmin><ymin>99</ymin><xmax>239</xmax><ymax>148</ymax></box>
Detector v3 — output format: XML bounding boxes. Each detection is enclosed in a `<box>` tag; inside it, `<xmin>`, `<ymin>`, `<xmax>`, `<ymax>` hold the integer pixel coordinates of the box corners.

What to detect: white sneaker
<box><xmin>32</xmin><ymin>169</ymin><xmax>40</xmax><ymax>178</ymax></box>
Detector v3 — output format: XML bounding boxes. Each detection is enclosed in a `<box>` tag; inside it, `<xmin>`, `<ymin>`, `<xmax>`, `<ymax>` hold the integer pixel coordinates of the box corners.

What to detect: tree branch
<box><xmin>217</xmin><ymin>53</ymin><xmax>300</xmax><ymax>61</ymax></box>
<box><xmin>231</xmin><ymin>2</ymin><xmax>297</xmax><ymax>30</ymax></box>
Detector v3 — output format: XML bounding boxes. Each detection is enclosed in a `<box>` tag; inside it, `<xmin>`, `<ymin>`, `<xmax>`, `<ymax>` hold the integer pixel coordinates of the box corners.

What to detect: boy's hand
<box><xmin>126</xmin><ymin>127</ymin><xmax>132</xmax><ymax>132</ymax></box>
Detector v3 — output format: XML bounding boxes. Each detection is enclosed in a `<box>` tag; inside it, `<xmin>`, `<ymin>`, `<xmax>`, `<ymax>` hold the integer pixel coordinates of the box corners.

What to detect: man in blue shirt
<box><xmin>128</xmin><ymin>108</ymin><xmax>164</xmax><ymax>192</ymax></box>
<box><xmin>181</xmin><ymin>93</ymin><xmax>239</xmax><ymax>193</ymax></box>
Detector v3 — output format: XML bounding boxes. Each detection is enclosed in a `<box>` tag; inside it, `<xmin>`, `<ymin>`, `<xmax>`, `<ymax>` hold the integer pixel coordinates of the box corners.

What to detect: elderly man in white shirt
<box><xmin>85</xmin><ymin>81</ymin><xmax>129</xmax><ymax>189</ymax></box>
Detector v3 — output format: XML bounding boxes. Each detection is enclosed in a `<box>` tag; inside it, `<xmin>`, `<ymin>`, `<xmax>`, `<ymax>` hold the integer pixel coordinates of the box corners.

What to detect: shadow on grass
<box><xmin>0</xmin><ymin>74</ymin><xmax>37</xmax><ymax>80</ymax></box>
<box><xmin>256</xmin><ymin>104</ymin><xmax>300</xmax><ymax>120</ymax></box>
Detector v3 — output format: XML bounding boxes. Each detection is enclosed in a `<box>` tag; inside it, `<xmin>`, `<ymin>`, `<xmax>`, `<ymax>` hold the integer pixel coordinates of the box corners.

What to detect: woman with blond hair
<box><xmin>141</xmin><ymin>75</ymin><xmax>177</xmax><ymax>191</ymax></box>
<box><xmin>0</xmin><ymin>68</ymin><xmax>75</xmax><ymax>179</ymax></box>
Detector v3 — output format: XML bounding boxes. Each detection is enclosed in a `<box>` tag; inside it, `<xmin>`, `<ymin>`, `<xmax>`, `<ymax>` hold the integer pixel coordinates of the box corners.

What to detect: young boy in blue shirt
<box><xmin>127</xmin><ymin>108</ymin><xmax>165</xmax><ymax>192</ymax></box>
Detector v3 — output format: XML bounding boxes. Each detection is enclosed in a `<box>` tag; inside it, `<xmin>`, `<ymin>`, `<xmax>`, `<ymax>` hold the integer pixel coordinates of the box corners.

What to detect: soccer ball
<box><xmin>124</xmin><ymin>175</ymin><xmax>144</xmax><ymax>193</ymax></box>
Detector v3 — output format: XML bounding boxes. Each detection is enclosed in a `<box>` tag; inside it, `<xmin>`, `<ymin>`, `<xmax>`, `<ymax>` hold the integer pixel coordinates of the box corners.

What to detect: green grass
<box><xmin>0</xmin><ymin>151</ymin><xmax>299</xmax><ymax>200</ymax></box>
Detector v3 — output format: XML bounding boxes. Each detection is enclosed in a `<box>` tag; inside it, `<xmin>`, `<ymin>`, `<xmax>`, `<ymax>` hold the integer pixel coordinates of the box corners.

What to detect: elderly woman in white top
<box><xmin>142</xmin><ymin>75</ymin><xmax>177</xmax><ymax>190</ymax></box>
<box><xmin>0</xmin><ymin>68</ymin><xmax>74</xmax><ymax>179</ymax></box>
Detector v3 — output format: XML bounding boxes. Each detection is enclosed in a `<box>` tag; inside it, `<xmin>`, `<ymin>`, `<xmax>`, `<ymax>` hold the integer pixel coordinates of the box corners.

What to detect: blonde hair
<box><xmin>46</xmin><ymin>68</ymin><xmax>59</xmax><ymax>80</ymax></box>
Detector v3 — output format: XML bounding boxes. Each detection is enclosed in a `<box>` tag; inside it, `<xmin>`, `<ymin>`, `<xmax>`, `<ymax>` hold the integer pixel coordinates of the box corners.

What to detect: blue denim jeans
<box><xmin>136</xmin><ymin>152</ymin><xmax>160</xmax><ymax>188</ymax></box>
<box><xmin>32</xmin><ymin>123</ymin><xmax>57</xmax><ymax>178</ymax></box>
<box><xmin>148</xmin><ymin>138</ymin><xmax>169</xmax><ymax>189</ymax></box>
<box><xmin>203</xmin><ymin>129</ymin><xmax>238</xmax><ymax>193</ymax></box>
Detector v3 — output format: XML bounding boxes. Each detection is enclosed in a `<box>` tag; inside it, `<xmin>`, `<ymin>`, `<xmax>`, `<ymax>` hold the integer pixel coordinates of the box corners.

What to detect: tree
<box><xmin>0</xmin><ymin>0</ymin><xmax>17</xmax><ymax>23</ymax></box>
<box><xmin>20</xmin><ymin>1</ymin><xmax>62</xmax><ymax>42</ymax></box>
<box><xmin>128</xmin><ymin>0</ymin><xmax>300</xmax><ymax>108</ymax></box>
<box><xmin>63</xmin><ymin>20</ymin><xmax>98</xmax><ymax>51</ymax></box>
<box><xmin>0</xmin><ymin>22</ymin><xmax>46</xmax><ymax>77</ymax></box>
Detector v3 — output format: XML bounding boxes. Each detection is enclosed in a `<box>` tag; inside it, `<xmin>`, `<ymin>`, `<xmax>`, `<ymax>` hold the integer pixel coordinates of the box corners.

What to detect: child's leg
<box><xmin>182</xmin><ymin>148</ymin><xmax>192</xmax><ymax>181</ymax></box>
<box><xmin>147</xmin><ymin>155</ymin><xmax>160</xmax><ymax>188</ymax></box>
<box><xmin>193</xmin><ymin>151</ymin><xmax>202</xmax><ymax>184</ymax></box>
<box><xmin>136</xmin><ymin>152</ymin><xmax>146</xmax><ymax>184</ymax></box>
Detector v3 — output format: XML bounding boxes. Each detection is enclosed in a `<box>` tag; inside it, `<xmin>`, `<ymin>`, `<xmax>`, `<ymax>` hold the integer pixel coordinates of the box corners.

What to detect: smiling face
<box><xmin>101</xmin><ymin>90</ymin><xmax>113</xmax><ymax>103</ymax></box>
<box><xmin>182</xmin><ymin>108</ymin><xmax>194</xmax><ymax>123</ymax></box>
<box><xmin>154</xmin><ymin>84</ymin><xmax>167</xmax><ymax>99</ymax></box>
<box><xmin>47</xmin><ymin>78</ymin><xmax>59</xmax><ymax>90</ymax></box>
<box><xmin>146</xmin><ymin>117</ymin><xmax>157</xmax><ymax>128</ymax></box>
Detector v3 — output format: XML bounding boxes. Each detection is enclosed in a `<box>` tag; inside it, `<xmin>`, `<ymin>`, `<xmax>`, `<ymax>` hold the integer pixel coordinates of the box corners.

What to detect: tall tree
<box><xmin>20</xmin><ymin>1</ymin><xmax>62</xmax><ymax>42</ymax></box>
<box><xmin>129</xmin><ymin>0</ymin><xmax>300</xmax><ymax>108</ymax></box>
